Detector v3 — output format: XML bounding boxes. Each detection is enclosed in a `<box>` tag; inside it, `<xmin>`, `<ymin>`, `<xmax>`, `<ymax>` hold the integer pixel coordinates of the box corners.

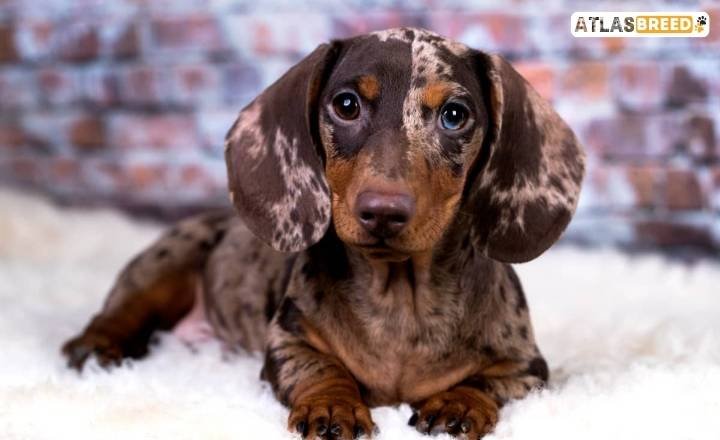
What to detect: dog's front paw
<box><xmin>409</xmin><ymin>386</ymin><xmax>498</xmax><ymax>439</ymax></box>
<box><xmin>61</xmin><ymin>330</ymin><xmax>127</xmax><ymax>371</ymax></box>
<box><xmin>288</xmin><ymin>392</ymin><xmax>376</xmax><ymax>439</ymax></box>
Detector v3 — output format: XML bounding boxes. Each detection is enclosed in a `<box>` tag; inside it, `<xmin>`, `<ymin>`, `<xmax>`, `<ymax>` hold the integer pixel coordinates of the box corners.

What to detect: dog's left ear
<box><xmin>225</xmin><ymin>43</ymin><xmax>341</xmax><ymax>252</ymax></box>
<box><xmin>465</xmin><ymin>52</ymin><xmax>585</xmax><ymax>263</ymax></box>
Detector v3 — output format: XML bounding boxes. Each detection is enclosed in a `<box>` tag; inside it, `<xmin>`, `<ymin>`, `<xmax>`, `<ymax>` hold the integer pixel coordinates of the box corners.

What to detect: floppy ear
<box><xmin>465</xmin><ymin>53</ymin><xmax>585</xmax><ymax>263</ymax></box>
<box><xmin>225</xmin><ymin>43</ymin><xmax>340</xmax><ymax>252</ymax></box>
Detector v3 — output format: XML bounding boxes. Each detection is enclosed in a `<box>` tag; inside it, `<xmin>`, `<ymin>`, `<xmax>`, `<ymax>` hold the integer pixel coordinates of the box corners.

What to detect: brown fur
<box><xmin>357</xmin><ymin>74</ymin><xmax>380</xmax><ymax>101</ymax></box>
<box><xmin>62</xmin><ymin>28</ymin><xmax>584</xmax><ymax>440</ymax></box>
<box><xmin>421</xmin><ymin>81</ymin><xmax>453</xmax><ymax>109</ymax></box>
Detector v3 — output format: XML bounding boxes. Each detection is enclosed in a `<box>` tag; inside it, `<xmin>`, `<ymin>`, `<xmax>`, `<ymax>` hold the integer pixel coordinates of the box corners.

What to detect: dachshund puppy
<box><xmin>62</xmin><ymin>28</ymin><xmax>585</xmax><ymax>439</ymax></box>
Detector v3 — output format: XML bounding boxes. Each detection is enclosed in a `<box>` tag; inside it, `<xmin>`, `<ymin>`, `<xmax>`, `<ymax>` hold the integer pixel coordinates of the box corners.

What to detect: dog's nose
<box><xmin>355</xmin><ymin>191</ymin><xmax>415</xmax><ymax>238</ymax></box>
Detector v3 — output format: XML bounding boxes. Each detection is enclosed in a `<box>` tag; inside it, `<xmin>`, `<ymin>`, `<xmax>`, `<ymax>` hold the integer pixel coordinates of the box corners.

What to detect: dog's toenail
<box><xmin>317</xmin><ymin>424</ymin><xmax>328</xmax><ymax>436</ymax></box>
<box><xmin>329</xmin><ymin>423</ymin><xmax>342</xmax><ymax>436</ymax></box>
<box><xmin>353</xmin><ymin>425</ymin><xmax>365</xmax><ymax>438</ymax></box>
<box><xmin>408</xmin><ymin>413</ymin><xmax>418</xmax><ymax>426</ymax></box>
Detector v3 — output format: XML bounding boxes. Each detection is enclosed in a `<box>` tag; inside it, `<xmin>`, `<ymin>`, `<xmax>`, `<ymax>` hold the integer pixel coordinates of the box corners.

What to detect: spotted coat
<box><xmin>63</xmin><ymin>27</ymin><xmax>584</xmax><ymax>440</ymax></box>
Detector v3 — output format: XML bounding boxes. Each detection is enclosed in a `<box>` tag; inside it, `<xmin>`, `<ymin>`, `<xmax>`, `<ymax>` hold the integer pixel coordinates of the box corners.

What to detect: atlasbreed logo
<box><xmin>571</xmin><ymin>12</ymin><xmax>710</xmax><ymax>37</ymax></box>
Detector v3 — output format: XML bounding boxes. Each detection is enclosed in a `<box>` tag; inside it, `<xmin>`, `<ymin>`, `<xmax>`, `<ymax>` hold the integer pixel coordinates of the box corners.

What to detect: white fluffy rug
<box><xmin>1</xmin><ymin>188</ymin><xmax>719</xmax><ymax>440</ymax></box>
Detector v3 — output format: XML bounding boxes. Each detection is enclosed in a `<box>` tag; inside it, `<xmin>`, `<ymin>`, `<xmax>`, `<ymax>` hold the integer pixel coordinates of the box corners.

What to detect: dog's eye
<box><xmin>439</xmin><ymin>102</ymin><xmax>468</xmax><ymax>130</ymax></box>
<box><xmin>332</xmin><ymin>92</ymin><xmax>360</xmax><ymax>120</ymax></box>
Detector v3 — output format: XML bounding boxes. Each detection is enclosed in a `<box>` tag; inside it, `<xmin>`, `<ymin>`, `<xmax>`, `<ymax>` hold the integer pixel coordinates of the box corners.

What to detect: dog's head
<box><xmin>226</xmin><ymin>28</ymin><xmax>585</xmax><ymax>263</ymax></box>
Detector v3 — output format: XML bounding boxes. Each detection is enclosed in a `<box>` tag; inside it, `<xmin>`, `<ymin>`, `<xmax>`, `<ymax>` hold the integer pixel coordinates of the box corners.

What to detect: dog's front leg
<box><xmin>262</xmin><ymin>299</ymin><xmax>375</xmax><ymax>440</ymax></box>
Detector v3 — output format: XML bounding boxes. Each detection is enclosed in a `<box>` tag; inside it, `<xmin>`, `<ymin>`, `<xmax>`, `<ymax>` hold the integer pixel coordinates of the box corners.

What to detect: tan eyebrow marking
<box><xmin>357</xmin><ymin>75</ymin><xmax>380</xmax><ymax>100</ymax></box>
<box><xmin>421</xmin><ymin>81</ymin><xmax>453</xmax><ymax>109</ymax></box>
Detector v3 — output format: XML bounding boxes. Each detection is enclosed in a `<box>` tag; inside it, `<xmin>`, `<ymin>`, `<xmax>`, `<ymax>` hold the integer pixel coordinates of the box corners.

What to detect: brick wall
<box><xmin>1</xmin><ymin>0</ymin><xmax>719</xmax><ymax>253</ymax></box>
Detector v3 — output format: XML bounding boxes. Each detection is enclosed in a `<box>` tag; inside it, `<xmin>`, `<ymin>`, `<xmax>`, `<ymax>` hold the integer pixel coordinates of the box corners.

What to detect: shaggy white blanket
<box><xmin>1</xmin><ymin>188</ymin><xmax>719</xmax><ymax>440</ymax></box>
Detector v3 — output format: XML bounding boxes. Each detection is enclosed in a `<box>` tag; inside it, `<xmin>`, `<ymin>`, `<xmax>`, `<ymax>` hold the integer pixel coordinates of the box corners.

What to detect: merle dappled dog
<box><xmin>62</xmin><ymin>28</ymin><xmax>585</xmax><ymax>439</ymax></box>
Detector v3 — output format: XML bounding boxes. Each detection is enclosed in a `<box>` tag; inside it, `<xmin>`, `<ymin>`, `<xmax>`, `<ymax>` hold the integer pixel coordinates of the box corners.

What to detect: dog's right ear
<box><xmin>225</xmin><ymin>43</ymin><xmax>342</xmax><ymax>252</ymax></box>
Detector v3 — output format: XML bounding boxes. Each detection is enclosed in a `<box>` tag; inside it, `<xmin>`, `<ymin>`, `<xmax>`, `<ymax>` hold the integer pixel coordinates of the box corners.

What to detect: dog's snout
<box><xmin>355</xmin><ymin>191</ymin><xmax>415</xmax><ymax>238</ymax></box>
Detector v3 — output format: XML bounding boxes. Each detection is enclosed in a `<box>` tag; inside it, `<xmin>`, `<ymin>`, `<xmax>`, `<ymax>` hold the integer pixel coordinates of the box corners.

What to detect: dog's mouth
<box><xmin>355</xmin><ymin>240</ymin><xmax>411</xmax><ymax>262</ymax></box>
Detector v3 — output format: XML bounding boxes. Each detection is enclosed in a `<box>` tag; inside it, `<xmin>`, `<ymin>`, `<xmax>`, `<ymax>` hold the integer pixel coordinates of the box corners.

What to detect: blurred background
<box><xmin>0</xmin><ymin>0</ymin><xmax>718</xmax><ymax>257</ymax></box>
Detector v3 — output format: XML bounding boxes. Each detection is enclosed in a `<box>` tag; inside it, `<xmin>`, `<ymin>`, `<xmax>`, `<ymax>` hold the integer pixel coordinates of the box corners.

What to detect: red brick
<box><xmin>0</xmin><ymin>24</ymin><xmax>18</xmax><ymax>63</ymax></box>
<box><xmin>177</xmin><ymin>163</ymin><xmax>220</xmax><ymax>190</ymax></box>
<box><xmin>37</xmin><ymin>68</ymin><xmax>79</xmax><ymax>106</ymax></box>
<box><xmin>600</xmin><ymin>38</ymin><xmax>627</xmax><ymax>55</ymax></box>
<box><xmin>151</xmin><ymin>14</ymin><xmax>225</xmax><ymax>53</ymax></box>
<box><xmin>514</xmin><ymin>61</ymin><xmax>555</xmax><ymax>101</ymax></box>
<box><xmin>635</xmin><ymin>221</ymin><xmax>714</xmax><ymax>249</ymax></box>
<box><xmin>56</xmin><ymin>22</ymin><xmax>100</xmax><ymax>62</ymax></box>
<box><xmin>48</xmin><ymin>157</ymin><xmax>83</xmax><ymax>191</ymax></box>
<box><xmin>0</xmin><ymin>123</ymin><xmax>27</xmax><ymax>149</ymax></box>
<box><xmin>50</xmin><ymin>157</ymin><xmax>79</xmax><ymax>179</ymax></box>
<box><xmin>626</xmin><ymin>165</ymin><xmax>662</xmax><ymax>209</ymax></box>
<box><xmin>613</xmin><ymin>62</ymin><xmax>664</xmax><ymax>112</ymax></box>
<box><xmin>0</xmin><ymin>156</ymin><xmax>44</xmax><ymax>185</ymax></box>
<box><xmin>179</xmin><ymin>164</ymin><xmax>205</xmax><ymax>184</ymax></box>
<box><xmin>0</xmin><ymin>122</ymin><xmax>49</xmax><ymax>152</ymax></box>
<box><xmin>110</xmin><ymin>114</ymin><xmax>199</xmax><ymax>151</ymax></box>
<box><xmin>666</xmin><ymin>66</ymin><xmax>708</xmax><ymax>107</ymax></box>
<box><xmin>249</xmin><ymin>22</ymin><xmax>272</xmax><ymax>55</ymax></box>
<box><xmin>20</xmin><ymin>113</ymin><xmax>107</xmax><ymax>153</ymax></box>
<box><xmin>663</xmin><ymin>169</ymin><xmax>705</xmax><ymax>211</ymax></box>
<box><xmin>585</xmin><ymin>115</ymin><xmax>686</xmax><ymax>160</ymax></box>
<box><xmin>171</xmin><ymin>64</ymin><xmax>222</xmax><ymax>106</ymax></box>
<box><xmin>69</xmin><ymin>117</ymin><xmax>106</xmax><ymax>151</ymax></box>
<box><xmin>683</xmin><ymin>115</ymin><xmax>716</xmax><ymax>161</ymax></box>
<box><xmin>84</xmin><ymin>160</ymin><xmax>173</xmax><ymax>196</ymax></box>
<box><xmin>111</xmin><ymin>22</ymin><xmax>140</xmax><ymax>59</ymax></box>
<box><xmin>584</xmin><ymin>117</ymin><xmax>647</xmax><ymax>160</ymax></box>
<box><xmin>126</xmin><ymin>163</ymin><xmax>170</xmax><ymax>191</ymax></box>
<box><xmin>15</xmin><ymin>17</ymin><xmax>138</xmax><ymax>62</ymax></box>
<box><xmin>117</xmin><ymin>65</ymin><xmax>171</xmax><ymax>106</ymax></box>
<box><xmin>560</xmin><ymin>62</ymin><xmax>609</xmax><ymax>100</ymax></box>
<box><xmin>711</xmin><ymin>167</ymin><xmax>720</xmax><ymax>211</ymax></box>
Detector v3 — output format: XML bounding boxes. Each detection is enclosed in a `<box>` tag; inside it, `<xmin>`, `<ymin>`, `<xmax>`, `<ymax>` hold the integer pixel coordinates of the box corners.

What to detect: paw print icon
<box><xmin>697</xmin><ymin>16</ymin><xmax>707</xmax><ymax>26</ymax></box>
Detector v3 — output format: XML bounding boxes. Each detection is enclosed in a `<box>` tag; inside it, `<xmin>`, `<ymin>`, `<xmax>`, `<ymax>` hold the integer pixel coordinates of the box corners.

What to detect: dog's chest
<box><xmin>318</xmin><ymin>280</ymin><xmax>477</xmax><ymax>406</ymax></box>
